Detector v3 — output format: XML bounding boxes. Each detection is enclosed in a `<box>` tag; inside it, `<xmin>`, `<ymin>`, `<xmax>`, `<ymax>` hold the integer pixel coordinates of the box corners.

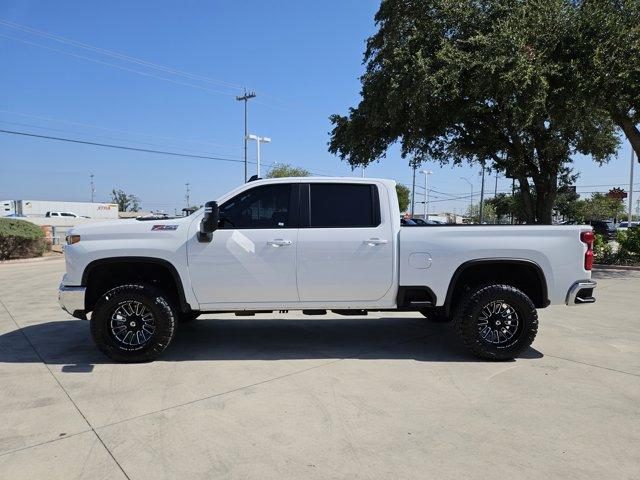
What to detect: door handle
<box><xmin>267</xmin><ymin>239</ymin><xmax>292</xmax><ymax>247</ymax></box>
<box><xmin>364</xmin><ymin>238</ymin><xmax>388</xmax><ymax>246</ymax></box>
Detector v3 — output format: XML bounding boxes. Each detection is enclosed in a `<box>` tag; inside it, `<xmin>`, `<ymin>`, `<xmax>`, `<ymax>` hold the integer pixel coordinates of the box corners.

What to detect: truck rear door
<box><xmin>296</xmin><ymin>182</ymin><xmax>394</xmax><ymax>302</ymax></box>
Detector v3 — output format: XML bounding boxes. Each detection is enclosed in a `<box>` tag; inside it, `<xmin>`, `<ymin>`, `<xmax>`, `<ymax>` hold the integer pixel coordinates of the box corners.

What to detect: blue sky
<box><xmin>0</xmin><ymin>0</ymin><xmax>637</xmax><ymax>215</ymax></box>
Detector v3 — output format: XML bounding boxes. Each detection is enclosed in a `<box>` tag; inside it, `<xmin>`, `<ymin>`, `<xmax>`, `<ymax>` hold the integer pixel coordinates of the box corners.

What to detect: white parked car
<box><xmin>46</xmin><ymin>211</ymin><xmax>80</xmax><ymax>218</ymax></box>
<box><xmin>59</xmin><ymin>177</ymin><xmax>596</xmax><ymax>362</ymax></box>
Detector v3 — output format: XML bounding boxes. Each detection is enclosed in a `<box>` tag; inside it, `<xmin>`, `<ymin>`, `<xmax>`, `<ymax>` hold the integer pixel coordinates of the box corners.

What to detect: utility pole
<box><xmin>236</xmin><ymin>90</ymin><xmax>256</xmax><ymax>182</ymax></box>
<box><xmin>479</xmin><ymin>164</ymin><xmax>486</xmax><ymax>224</ymax></box>
<box><xmin>90</xmin><ymin>174</ymin><xmax>95</xmax><ymax>203</ymax></box>
<box><xmin>410</xmin><ymin>162</ymin><xmax>416</xmax><ymax>216</ymax></box>
<box><xmin>185</xmin><ymin>182</ymin><xmax>190</xmax><ymax>207</ymax></box>
<box><xmin>629</xmin><ymin>144</ymin><xmax>635</xmax><ymax>224</ymax></box>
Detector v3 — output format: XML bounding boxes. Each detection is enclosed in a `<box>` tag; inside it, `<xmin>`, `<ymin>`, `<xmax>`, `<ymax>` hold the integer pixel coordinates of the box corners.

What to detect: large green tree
<box><xmin>577</xmin><ymin>0</ymin><xmax>640</xmax><ymax>160</ymax></box>
<box><xmin>329</xmin><ymin>0</ymin><xmax>619</xmax><ymax>224</ymax></box>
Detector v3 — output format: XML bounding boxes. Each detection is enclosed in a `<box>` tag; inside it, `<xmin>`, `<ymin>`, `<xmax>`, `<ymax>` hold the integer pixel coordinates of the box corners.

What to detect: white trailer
<box><xmin>1</xmin><ymin>200</ymin><xmax>16</xmax><ymax>216</ymax></box>
<box><xmin>15</xmin><ymin>200</ymin><xmax>119</xmax><ymax>219</ymax></box>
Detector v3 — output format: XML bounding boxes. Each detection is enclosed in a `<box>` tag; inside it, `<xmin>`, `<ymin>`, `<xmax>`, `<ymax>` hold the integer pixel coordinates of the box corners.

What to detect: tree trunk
<box><xmin>535</xmin><ymin>187</ymin><xmax>556</xmax><ymax>224</ymax></box>
<box><xmin>516</xmin><ymin>175</ymin><xmax>536</xmax><ymax>224</ymax></box>
<box><xmin>614</xmin><ymin>113</ymin><xmax>640</xmax><ymax>162</ymax></box>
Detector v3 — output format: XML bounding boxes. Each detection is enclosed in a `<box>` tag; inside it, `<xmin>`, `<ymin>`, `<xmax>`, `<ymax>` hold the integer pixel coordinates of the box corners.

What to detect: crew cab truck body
<box><xmin>59</xmin><ymin>177</ymin><xmax>596</xmax><ymax>362</ymax></box>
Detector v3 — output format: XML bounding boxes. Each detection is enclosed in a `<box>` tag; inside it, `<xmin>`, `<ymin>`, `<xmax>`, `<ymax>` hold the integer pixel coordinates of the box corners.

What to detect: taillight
<box><xmin>581</xmin><ymin>231</ymin><xmax>594</xmax><ymax>270</ymax></box>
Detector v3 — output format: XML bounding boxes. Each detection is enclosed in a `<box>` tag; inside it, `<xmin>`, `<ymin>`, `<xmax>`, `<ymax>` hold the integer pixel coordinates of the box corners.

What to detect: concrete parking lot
<box><xmin>0</xmin><ymin>258</ymin><xmax>638</xmax><ymax>480</ymax></box>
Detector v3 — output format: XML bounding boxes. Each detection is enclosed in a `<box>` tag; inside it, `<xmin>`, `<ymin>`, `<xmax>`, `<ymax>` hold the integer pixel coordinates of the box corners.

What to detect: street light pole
<box><xmin>90</xmin><ymin>174</ymin><xmax>95</xmax><ymax>203</ymax></box>
<box><xmin>419</xmin><ymin>170</ymin><xmax>433</xmax><ymax>219</ymax></box>
<box><xmin>236</xmin><ymin>90</ymin><xmax>256</xmax><ymax>182</ymax></box>
<box><xmin>410</xmin><ymin>163</ymin><xmax>416</xmax><ymax>216</ymax></box>
<box><xmin>247</xmin><ymin>134</ymin><xmax>271</xmax><ymax>178</ymax></box>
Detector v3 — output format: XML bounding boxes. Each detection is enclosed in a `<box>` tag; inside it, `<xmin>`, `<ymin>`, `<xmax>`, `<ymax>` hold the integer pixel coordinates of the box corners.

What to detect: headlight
<box><xmin>66</xmin><ymin>235</ymin><xmax>81</xmax><ymax>245</ymax></box>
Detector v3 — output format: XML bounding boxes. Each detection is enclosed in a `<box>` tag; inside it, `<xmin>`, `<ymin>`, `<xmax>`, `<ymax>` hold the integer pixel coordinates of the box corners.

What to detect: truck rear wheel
<box><xmin>90</xmin><ymin>284</ymin><xmax>176</xmax><ymax>363</ymax></box>
<box><xmin>454</xmin><ymin>284</ymin><xmax>538</xmax><ymax>360</ymax></box>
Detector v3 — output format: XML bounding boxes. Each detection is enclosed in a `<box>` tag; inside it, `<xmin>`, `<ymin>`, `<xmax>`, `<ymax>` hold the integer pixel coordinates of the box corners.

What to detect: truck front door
<box><xmin>188</xmin><ymin>183</ymin><xmax>300</xmax><ymax>306</ymax></box>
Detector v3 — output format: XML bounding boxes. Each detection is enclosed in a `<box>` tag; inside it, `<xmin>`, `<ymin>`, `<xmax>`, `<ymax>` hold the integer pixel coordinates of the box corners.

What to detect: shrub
<box><xmin>593</xmin><ymin>233</ymin><xmax>615</xmax><ymax>264</ymax></box>
<box><xmin>618</xmin><ymin>227</ymin><xmax>640</xmax><ymax>255</ymax></box>
<box><xmin>0</xmin><ymin>218</ymin><xmax>46</xmax><ymax>260</ymax></box>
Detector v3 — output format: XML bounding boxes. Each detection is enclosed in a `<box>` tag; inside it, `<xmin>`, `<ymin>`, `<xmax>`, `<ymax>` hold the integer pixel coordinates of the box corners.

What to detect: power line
<box><xmin>0</xmin><ymin>18</ymin><xmax>244</xmax><ymax>90</ymax></box>
<box><xmin>0</xmin><ymin>129</ymin><xmax>246</xmax><ymax>164</ymax></box>
<box><xmin>0</xmin><ymin>109</ymin><xmax>243</xmax><ymax>150</ymax></box>
<box><xmin>0</xmin><ymin>128</ymin><xmax>331</xmax><ymax>176</ymax></box>
<box><xmin>0</xmin><ymin>33</ymin><xmax>238</xmax><ymax>97</ymax></box>
<box><xmin>0</xmin><ymin>120</ymin><xmax>243</xmax><ymax>158</ymax></box>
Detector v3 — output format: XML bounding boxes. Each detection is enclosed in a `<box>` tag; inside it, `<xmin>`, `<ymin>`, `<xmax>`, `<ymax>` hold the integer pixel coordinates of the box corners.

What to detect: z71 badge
<box><xmin>151</xmin><ymin>225</ymin><xmax>178</xmax><ymax>231</ymax></box>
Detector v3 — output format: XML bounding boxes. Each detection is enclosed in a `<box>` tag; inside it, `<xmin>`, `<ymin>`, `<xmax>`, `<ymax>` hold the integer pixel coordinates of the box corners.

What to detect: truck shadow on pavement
<box><xmin>0</xmin><ymin>316</ymin><xmax>543</xmax><ymax>368</ymax></box>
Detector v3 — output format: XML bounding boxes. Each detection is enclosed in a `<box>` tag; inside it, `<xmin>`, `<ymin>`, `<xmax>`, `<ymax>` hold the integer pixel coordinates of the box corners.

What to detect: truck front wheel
<box><xmin>454</xmin><ymin>284</ymin><xmax>538</xmax><ymax>360</ymax></box>
<box><xmin>90</xmin><ymin>284</ymin><xmax>176</xmax><ymax>363</ymax></box>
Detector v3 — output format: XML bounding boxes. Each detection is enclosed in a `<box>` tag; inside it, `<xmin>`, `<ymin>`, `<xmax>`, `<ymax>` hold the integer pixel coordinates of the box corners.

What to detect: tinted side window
<box><xmin>309</xmin><ymin>183</ymin><xmax>380</xmax><ymax>228</ymax></box>
<box><xmin>219</xmin><ymin>184</ymin><xmax>292</xmax><ymax>229</ymax></box>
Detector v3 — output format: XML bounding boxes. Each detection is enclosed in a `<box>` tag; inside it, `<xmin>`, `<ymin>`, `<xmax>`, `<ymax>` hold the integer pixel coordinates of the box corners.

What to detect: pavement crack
<box><xmin>97</xmin><ymin>331</ymin><xmax>445</xmax><ymax>430</ymax></box>
<box><xmin>0</xmin><ymin>296</ymin><xmax>132</xmax><ymax>480</ymax></box>
<box><xmin>544</xmin><ymin>353</ymin><xmax>640</xmax><ymax>378</ymax></box>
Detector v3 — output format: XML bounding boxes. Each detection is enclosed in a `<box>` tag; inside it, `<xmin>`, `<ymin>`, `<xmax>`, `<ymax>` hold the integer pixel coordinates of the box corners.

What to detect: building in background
<box><xmin>1</xmin><ymin>200</ymin><xmax>119</xmax><ymax>219</ymax></box>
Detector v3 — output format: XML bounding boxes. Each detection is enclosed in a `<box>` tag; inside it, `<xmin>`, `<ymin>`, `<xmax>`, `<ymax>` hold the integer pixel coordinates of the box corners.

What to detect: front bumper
<box><xmin>565</xmin><ymin>280</ymin><xmax>597</xmax><ymax>306</ymax></box>
<box><xmin>58</xmin><ymin>284</ymin><xmax>87</xmax><ymax>319</ymax></box>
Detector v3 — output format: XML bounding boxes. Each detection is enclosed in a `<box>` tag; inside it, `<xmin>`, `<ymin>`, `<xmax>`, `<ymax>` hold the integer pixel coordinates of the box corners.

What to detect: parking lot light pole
<box><xmin>247</xmin><ymin>134</ymin><xmax>271</xmax><ymax>178</ymax></box>
<box><xmin>420</xmin><ymin>170</ymin><xmax>433</xmax><ymax>219</ymax></box>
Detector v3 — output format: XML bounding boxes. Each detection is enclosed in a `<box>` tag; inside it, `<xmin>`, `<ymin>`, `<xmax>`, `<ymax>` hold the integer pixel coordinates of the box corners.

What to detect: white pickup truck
<box><xmin>59</xmin><ymin>177</ymin><xmax>597</xmax><ymax>362</ymax></box>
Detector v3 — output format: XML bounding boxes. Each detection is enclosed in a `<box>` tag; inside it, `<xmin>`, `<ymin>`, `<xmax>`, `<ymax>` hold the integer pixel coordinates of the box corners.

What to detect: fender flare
<box><xmin>443</xmin><ymin>258</ymin><xmax>549</xmax><ymax>315</ymax></box>
<box><xmin>82</xmin><ymin>256</ymin><xmax>190</xmax><ymax>312</ymax></box>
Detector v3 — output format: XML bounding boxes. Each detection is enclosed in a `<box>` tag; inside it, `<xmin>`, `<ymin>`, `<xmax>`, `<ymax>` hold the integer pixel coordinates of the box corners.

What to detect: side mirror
<box><xmin>197</xmin><ymin>201</ymin><xmax>219</xmax><ymax>242</ymax></box>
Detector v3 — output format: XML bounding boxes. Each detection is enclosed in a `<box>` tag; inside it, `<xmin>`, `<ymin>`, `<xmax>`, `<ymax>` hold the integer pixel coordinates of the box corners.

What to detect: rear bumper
<box><xmin>565</xmin><ymin>280</ymin><xmax>597</xmax><ymax>306</ymax></box>
<box><xmin>58</xmin><ymin>284</ymin><xmax>87</xmax><ymax>319</ymax></box>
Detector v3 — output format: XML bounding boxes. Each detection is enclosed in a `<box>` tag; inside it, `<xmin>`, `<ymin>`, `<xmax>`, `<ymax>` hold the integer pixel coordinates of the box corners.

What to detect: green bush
<box><xmin>0</xmin><ymin>218</ymin><xmax>46</xmax><ymax>260</ymax></box>
<box><xmin>593</xmin><ymin>233</ymin><xmax>616</xmax><ymax>264</ymax></box>
<box><xmin>618</xmin><ymin>227</ymin><xmax>640</xmax><ymax>255</ymax></box>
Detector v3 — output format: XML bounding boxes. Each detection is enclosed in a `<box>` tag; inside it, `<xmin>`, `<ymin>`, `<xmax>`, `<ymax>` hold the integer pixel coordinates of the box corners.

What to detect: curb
<box><xmin>594</xmin><ymin>264</ymin><xmax>640</xmax><ymax>272</ymax></box>
<box><xmin>0</xmin><ymin>254</ymin><xmax>64</xmax><ymax>266</ymax></box>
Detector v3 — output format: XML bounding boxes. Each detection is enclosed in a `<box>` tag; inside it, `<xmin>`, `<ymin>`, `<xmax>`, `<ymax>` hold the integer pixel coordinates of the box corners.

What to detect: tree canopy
<box><xmin>577</xmin><ymin>0</ymin><xmax>640</xmax><ymax>160</ymax></box>
<box><xmin>266</xmin><ymin>164</ymin><xmax>310</xmax><ymax>178</ymax></box>
<box><xmin>329</xmin><ymin>0</ymin><xmax>622</xmax><ymax>224</ymax></box>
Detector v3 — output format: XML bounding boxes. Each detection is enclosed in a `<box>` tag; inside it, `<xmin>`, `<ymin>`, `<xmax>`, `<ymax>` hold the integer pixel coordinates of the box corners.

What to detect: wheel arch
<box><xmin>444</xmin><ymin>258</ymin><xmax>549</xmax><ymax>316</ymax></box>
<box><xmin>82</xmin><ymin>257</ymin><xmax>190</xmax><ymax>313</ymax></box>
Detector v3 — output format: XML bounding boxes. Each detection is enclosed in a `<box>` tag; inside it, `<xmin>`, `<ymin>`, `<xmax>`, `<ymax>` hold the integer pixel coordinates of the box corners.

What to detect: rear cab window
<box><xmin>306</xmin><ymin>183</ymin><xmax>381</xmax><ymax>228</ymax></box>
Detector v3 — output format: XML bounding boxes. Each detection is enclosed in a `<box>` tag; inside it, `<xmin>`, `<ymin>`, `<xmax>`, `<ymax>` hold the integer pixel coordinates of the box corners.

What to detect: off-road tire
<box><xmin>454</xmin><ymin>284</ymin><xmax>538</xmax><ymax>361</ymax></box>
<box><xmin>90</xmin><ymin>284</ymin><xmax>176</xmax><ymax>363</ymax></box>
